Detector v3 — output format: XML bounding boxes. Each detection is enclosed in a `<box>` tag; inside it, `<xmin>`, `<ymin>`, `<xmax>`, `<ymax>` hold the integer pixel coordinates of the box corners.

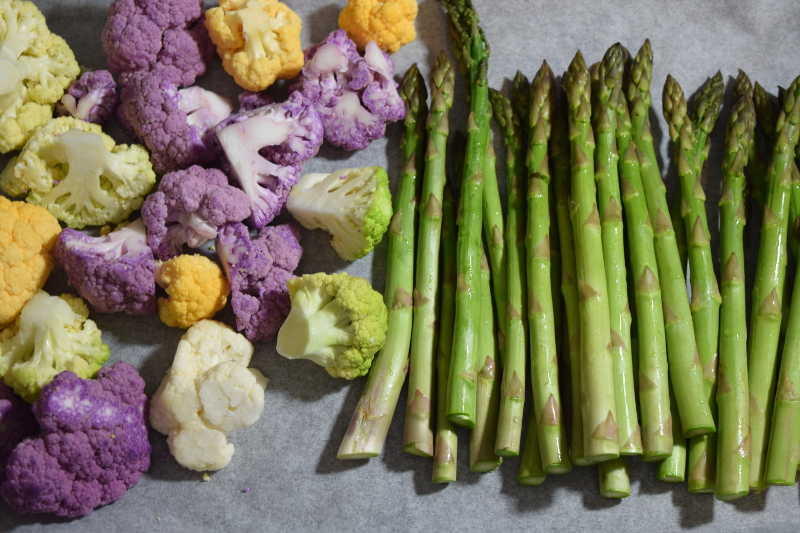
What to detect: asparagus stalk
<box><xmin>490</xmin><ymin>85</ymin><xmax>529</xmax><ymax>458</ymax></box>
<box><xmin>566</xmin><ymin>51</ymin><xmax>619</xmax><ymax>463</ymax></box>
<box><xmin>471</xmin><ymin>253</ymin><xmax>503</xmax><ymax>472</ymax></box>
<box><xmin>599</xmin><ymin>457</ymin><xmax>631</xmax><ymax>498</ymax></box>
<box><xmin>594</xmin><ymin>43</ymin><xmax>641</xmax><ymax>456</ymax></box>
<box><xmin>551</xmin><ymin>83</ymin><xmax>587</xmax><ymax>466</ymax></box>
<box><xmin>749</xmin><ymin>82</ymin><xmax>775</xmax><ymax>209</ymax></box>
<box><xmin>663</xmin><ymin>75</ymin><xmax>723</xmax><ymax>493</ymax></box>
<box><xmin>765</xmin><ymin>258</ymin><xmax>800</xmax><ymax>485</ymax></box>
<box><xmin>670</xmin><ymin>193</ymin><xmax>688</xmax><ymax>274</ymax></box>
<box><xmin>747</xmin><ymin>74</ymin><xmax>800</xmax><ymax>490</ymax></box>
<box><xmin>658</xmin><ymin>380</ymin><xmax>687</xmax><ymax>482</ymax></box>
<box><xmin>442</xmin><ymin>0</ymin><xmax>491</xmax><ymax>429</ymax></box>
<box><xmin>523</xmin><ymin>61</ymin><xmax>572</xmax><ymax>472</ymax></box>
<box><xmin>433</xmin><ymin>184</ymin><xmax>459</xmax><ymax>483</ymax></box>
<box><xmin>337</xmin><ymin>65</ymin><xmax>427</xmax><ymax>459</ymax></box>
<box><xmin>716</xmin><ymin>84</ymin><xmax>755</xmax><ymax>501</ymax></box>
<box><xmin>616</xmin><ymin>101</ymin><xmax>672</xmax><ymax>461</ymax></box>
<box><xmin>404</xmin><ymin>53</ymin><xmax>455</xmax><ymax>457</ymax></box>
<box><xmin>625</xmin><ymin>40</ymin><xmax>714</xmax><ymax>438</ymax></box>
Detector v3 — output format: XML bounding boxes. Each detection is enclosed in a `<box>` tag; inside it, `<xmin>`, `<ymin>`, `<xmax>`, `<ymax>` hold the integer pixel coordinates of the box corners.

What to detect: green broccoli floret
<box><xmin>0</xmin><ymin>117</ymin><xmax>156</xmax><ymax>229</ymax></box>
<box><xmin>0</xmin><ymin>291</ymin><xmax>110</xmax><ymax>402</ymax></box>
<box><xmin>286</xmin><ymin>166</ymin><xmax>393</xmax><ymax>261</ymax></box>
<box><xmin>276</xmin><ymin>272</ymin><xmax>388</xmax><ymax>379</ymax></box>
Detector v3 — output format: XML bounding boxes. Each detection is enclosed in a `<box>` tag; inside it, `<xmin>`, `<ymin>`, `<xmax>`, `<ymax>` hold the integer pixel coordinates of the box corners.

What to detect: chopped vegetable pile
<box><xmin>7</xmin><ymin>0</ymin><xmax>800</xmax><ymax>523</ymax></box>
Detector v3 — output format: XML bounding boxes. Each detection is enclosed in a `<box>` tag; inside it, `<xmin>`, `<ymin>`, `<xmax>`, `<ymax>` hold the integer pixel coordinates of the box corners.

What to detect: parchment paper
<box><xmin>3</xmin><ymin>1</ymin><xmax>800</xmax><ymax>531</ymax></box>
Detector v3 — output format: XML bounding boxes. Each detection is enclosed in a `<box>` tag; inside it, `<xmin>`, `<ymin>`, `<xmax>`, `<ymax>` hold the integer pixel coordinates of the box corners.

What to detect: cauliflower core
<box><xmin>150</xmin><ymin>319</ymin><xmax>268</xmax><ymax>472</ymax></box>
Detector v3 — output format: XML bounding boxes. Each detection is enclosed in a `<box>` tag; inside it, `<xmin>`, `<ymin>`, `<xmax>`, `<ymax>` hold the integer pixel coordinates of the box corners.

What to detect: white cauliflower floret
<box><xmin>149</xmin><ymin>319</ymin><xmax>268</xmax><ymax>472</ymax></box>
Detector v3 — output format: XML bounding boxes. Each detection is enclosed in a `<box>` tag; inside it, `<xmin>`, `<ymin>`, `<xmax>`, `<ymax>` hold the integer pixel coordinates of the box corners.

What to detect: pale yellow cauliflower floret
<box><xmin>155</xmin><ymin>255</ymin><xmax>230</xmax><ymax>329</ymax></box>
<box><xmin>0</xmin><ymin>0</ymin><xmax>80</xmax><ymax>153</ymax></box>
<box><xmin>338</xmin><ymin>0</ymin><xmax>418</xmax><ymax>53</ymax></box>
<box><xmin>149</xmin><ymin>319</ymin><xmax>268</xmax><ymax>471</ymax></box>
<box><xmin>205</xmin><ymin>0</ymin><xmax>304</xmax><ymax>92</ymax></box>
<box><xmin>0</xmin><ymin>196</ymin><xmax>62</xmax><ymax>327</ymax></box>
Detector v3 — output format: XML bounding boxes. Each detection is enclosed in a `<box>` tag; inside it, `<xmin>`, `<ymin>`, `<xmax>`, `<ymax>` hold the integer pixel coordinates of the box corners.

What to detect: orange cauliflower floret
<box><xmin>155</xmin><ymin>255</ymin><xmax>230</xmax><ymax>329</ymax></box>
<box><xmin>205</xmin><ymin>0</ymin><xmax>304</xmax><ymax>92</ymax></box>
<box><xmin>338</xmin><ymin>0</ymin><xmax>417</xmax><ymax>53</ymax></box>
<box><xmin>0</xmin><ymin>196</ymin><xmax>62</xmax><ymax>326</ymax></box>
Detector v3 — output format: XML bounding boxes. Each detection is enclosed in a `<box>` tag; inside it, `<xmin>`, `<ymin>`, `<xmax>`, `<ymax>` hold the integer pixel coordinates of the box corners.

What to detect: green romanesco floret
<box><xmin>276</xmin><ymin>272</ymin><xmax>388</xmax><ymax>379</ymax></box>
<box><xmin>0</xmin><ymin>0</ymin><xmax>80</xmax><ymax>153</ymax></box>
<box><xmin>0</xmin><ymin>117</ymin><xmax>156</xmax><ymax>228</ymax></box>
<box><xmin>0</xmin><ymin>290</ymin><xmax>110</xmax><ymax>402</ymax></box>
<box><xmin>286</xmin><ymin>166</ymin><xmax>393</xmax><ymax>261</ymax></box>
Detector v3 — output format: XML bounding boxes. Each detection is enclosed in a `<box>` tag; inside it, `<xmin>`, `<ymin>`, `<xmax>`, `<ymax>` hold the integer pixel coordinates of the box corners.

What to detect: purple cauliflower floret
<box><xmin>118</xmin><ymin>71</ymin><xmax>234</xmax><ymax>174</ymax></box>
<box><xmin>216</xmin><ymin>92</ymin><xmax>322</xmax><ymax>228</ymax></box>
<box><xmin>297</xmin><ymin>30</ymin><xmax>405</xmax><ymax>151</ymax></box>
<box><xmin>55</xmin><ymin>70</ymin><xmax>119</xmax><ymax>125</ymax></box>
<box><xmin>0</xmin><ymin>384</ymin><xmax>38</xmax><ymax>482</ymax></box>
<box><xmin>53</xmin><ymin>219</ymin><xmax>156</xmax><ymax>315</ymax></box>
<box><xmin>0</xmin><ymin>363</ymin><xmax>151</xmax><ymax>518</ymax></box>
<box><xmin>102</xmin><ymin>0</ymin><xmax>213</xmax><ymax>87</ymax></box>
<box><xmin>238</xmin><ymin>91</ymin><xmax>274</xmax><ymax>113</ymax></box>
<box><xmin>141</xmin><ymin>166</ymin><xmax>251</xmax><ymax>260</ymax></box>
<box><xmin>216</xmin><ymin>222</ymin><xmax>302</xmax><ymax>342</ymax></box>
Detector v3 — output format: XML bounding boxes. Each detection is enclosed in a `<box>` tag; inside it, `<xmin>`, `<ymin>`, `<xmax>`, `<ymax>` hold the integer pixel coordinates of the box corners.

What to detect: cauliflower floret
<box><xmin>338</xmin><ymin>0</ymin><xmax>418</xmax><ymax>53</ymax></box>
<box><xmin>0</xmin><ymin>117</ymin><xmax>157</xmax><ymax>229</ymax></box>
<box><xmin>155</xmin><ymin>254</ymin><xmax>230</xmax><ymax>329</ymax></box>
<box><xmin>0</xmin><ymin>197</ymin><xmax>61</xmax><ymax>326</ymax></box>
<box><xmin>150</xmin><ymin>319</ymin><xmax>268</xmax><ymax>471</ymax></box>
<box><xmin>276</xmin><ymin>272</ymin><xmax>388</xmax><ymax>379</ymax></box>
<box><xmin>0</xmin><ymin>0</ymin><xmax>80</xmax><ymax>153</ymax></box>
<box><xmin>205</xmin><ymin>0</ymin><xmax>304</xmax><ymax>92</ymax></box>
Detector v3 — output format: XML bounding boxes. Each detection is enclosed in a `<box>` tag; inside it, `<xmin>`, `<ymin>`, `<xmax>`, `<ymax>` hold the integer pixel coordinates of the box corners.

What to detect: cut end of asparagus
<box><xmin>641</xmin><ymin>452</ymin><xmax>672</xmax><ymax>463</ymax></box>
<box><xmin>715</xmin><ymin>490</ymin><xmax>749</xmax><ymax>502</ymax></box>
<box><xmin>470</xmin><ymin>459</ymin><xmax>502</xmax><ymax>473</ymax></box>
<box><xmin>600</xmin><ymin>489</ymin><xmax>631</xmax><ymax>499</ymax></box>
<box><xmin>544</xmin><ymin>463</ymin><xmax>572</xmax><ymax>475</ymax></box>
<box><xmin>448</xmin><ymin>413</ymin><xmax>477</xmax><ymax>429</ymax></box>
<box><xmin>658</xmin><ymin>473</ymin><xmax>685</xmax><ymax>483</ymax></box>
<box><xmin>517</xmin><ymin>475</ymin><xmax>547</xmax><ymax>486</ymax></box>
<box><xmin>402</xmin><ymin>443</ymin><xmax>434</xmax><ymax>458</ymax></box>
<box><xmin>683</xmin><ymin>425</ymin><xmax>716</xmax><ymax>438</ymax></box>
<box><xmin>495</xmin><ymin>447</ymin><xmax>521</xmax><ymax>458</ymax></box>
<box><xmin>337</xmin><ymin>451</ymin><xmax>380</xmax><ymax>460</ymax></box>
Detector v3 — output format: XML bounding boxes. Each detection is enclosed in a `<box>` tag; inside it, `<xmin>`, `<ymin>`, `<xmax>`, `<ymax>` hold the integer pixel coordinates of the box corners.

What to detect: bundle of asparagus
<box><xmin>336</xmin><ymin>0</ymin><xmax>800</xmax><ymax>502</ymax></box>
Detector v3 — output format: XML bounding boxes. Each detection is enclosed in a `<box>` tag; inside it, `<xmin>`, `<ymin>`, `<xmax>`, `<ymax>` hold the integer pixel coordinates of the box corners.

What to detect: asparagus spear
<box><xmin>442</xmin><ymin>0</ymin><xmax>491</xmax><ymax>429</ymax></box>
<box><xmin>691</xmin><ymin>71</ymin><xmax>724</xmax><ymax>172</ymax></box>
<box><xmin>749</xmin><ymin>82</ymin><xmax>775</xmax><ymax>209</ymax></box>
<box><xmin>595</xmin><ymin>43</ymin><xmax>641</xmax><ymax>456</ymax></box>
<box><xmin>551</xmin><ymin>83</ymin><xmax>587</xmax><ymax>466</ymax></box>
<box><xmin>433</xmin><ymin>184</ymin><xmax>459</xmax><ymax>483</ymax></box>
<box><xmin>337</xmin><ymin>65</ymin><xmax>427</xmax><ymax>459</ymax></box>
<box><xmin>404</xmin><ymin>53</ymin><xmax>455</xmax><ymax>457</ymax></box>
<box><xmin>616</xmin><ymin>101</ymin><xmax>672</xmax><ymax>461</ymax></box>
<box><xmin>471</xmin><ymin>253</ymin><xmax>503</xmax><ymax>472</ymax></box>
<box><xmin>765</xmin><ymin>259</ymin><xmax>800</xmax><ymax>485</ymax></box>
<box><xmin>716</xmin><ymin>83</ymin><xmax>755</xmax><ymax>501</ymax></box>
<box><xmin>747</xmin><ymin>74</ymin><xmax>800</xmax><ymax>490</ymax></box>
<box><xmin>566</xmin><ymin>51</ymin><xmax>619</xmax><ymax>463</ymax></box>
<box><xmin>522</xmin><ymin>61</ymin><xmax>572</xmax><ymax>472</ymax></box>
<box><xmin>489</xmin><ymin>85</ymin><xmax>529</xmax><ymax>458</ymax></box>
<box><xmin>599</xmin><ymin>457</ymin><xmax>631</xmax><ymax>498</ymax></box>
<box><xmin>658</xmin><ymin>380</ymin><xmax>687</xmax><ymax>482</ymax></box>
<box><xmin>663</xmin><ymin>75</ymin><xmax>722</xmax><ymax>493</ymax></box>
<box><xmin>625</xmin><ymin>40</ymin><xmax>714</xmax><ymax>438</ymax></box>
<box><xmin>482</xmin><ymin>118</ymin><xmax>509</xmax><ymax>370</ymax></box>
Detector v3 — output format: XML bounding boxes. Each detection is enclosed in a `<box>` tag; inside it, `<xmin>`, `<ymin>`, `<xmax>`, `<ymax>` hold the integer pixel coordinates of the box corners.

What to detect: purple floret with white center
<box><xmin>297</xmin><ymin>30</ymin><xmax>405</xmax><ymax>151</ymax></box>
<box><xmin>55</xmin><ymin>70</ymin><xmax>119</xmax><ymax>125</ymax></box>
<box><xmin>216</xmin><ymin>222</ymin><xmax>302</xmax><ymax>342</ymax></box>
<box><xmin>53</xmin><ymin>219</ymin><xmax>157</xmax><ymax>315</ymax></box>
<box><xmin>216</xmin><ymin>93</ymin><xmax>321</xmax><ymax>228</ymax></box>
<box><xmin>0</xmin><ymin>363</ymin><xmax>151</xmax><ymax>518</ymax></box>
<box><xmin>118</xmin><ymin>71</ymin><xmax>233</xmax><ymax>175</ymax></box>
<box><xmin>141</xmin><ymin>166</ymin><xmax>251</xmax><ymax>260</ymax></box>
<box><xmin>102</xmin><ymin>0</ymin><xmax>213</xmax><ymax>87</ymax></box>
<box><xmin>0</xmin><ymin>383</ymin><xmax>38</xmax><ymax>482</ymax></box>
